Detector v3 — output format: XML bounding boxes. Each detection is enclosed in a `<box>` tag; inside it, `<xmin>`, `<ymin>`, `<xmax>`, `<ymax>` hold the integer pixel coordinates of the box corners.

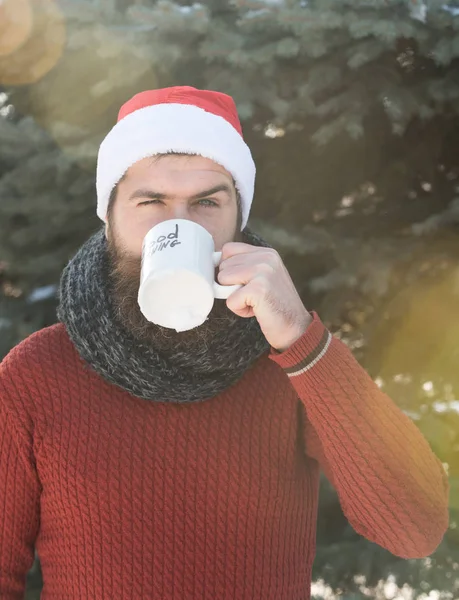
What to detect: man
<box><xmin>0</xmin><ymin>86</ymin><xmax>449</xmax><ymax>599</ymax></box>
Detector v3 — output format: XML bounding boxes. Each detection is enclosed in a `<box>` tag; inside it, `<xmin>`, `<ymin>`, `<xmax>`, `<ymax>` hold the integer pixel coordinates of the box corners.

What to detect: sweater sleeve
<box><xmin>0</xmin><ymin>363</ymin><xmax>41</xmax><ymax>598</ymax></box>
<box><xmin>269</xmin><ymin>311</ymin><xmax>450</xmax><ymax>559</ymax></box>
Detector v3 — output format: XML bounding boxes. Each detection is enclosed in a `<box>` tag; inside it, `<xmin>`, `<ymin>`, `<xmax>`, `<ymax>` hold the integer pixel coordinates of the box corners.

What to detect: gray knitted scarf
<box><xmin>57</xmin><ymin>227</ymin><xmax>271</xmax><ymax>403</ymax></box>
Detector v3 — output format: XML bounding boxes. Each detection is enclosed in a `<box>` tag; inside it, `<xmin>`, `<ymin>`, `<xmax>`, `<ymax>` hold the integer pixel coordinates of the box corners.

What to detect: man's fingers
<box><xmin>220</xmin><ymin>242</ymin><xmax>260</xmax><ymax>261</ymax></box>
<box><xmin>217</xmin><ymin>263</ymin><xmax>255</xmax><ymax>286</ymax></box>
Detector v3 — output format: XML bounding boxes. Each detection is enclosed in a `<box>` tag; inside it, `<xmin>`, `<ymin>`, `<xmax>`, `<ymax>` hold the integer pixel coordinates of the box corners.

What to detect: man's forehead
<box><xmin>121</xmin><ymin>156</ymin><xmax>234</xmax><ymax>192</ymax></box>
<box><xmin>129</xmin><ymin>154</ymin><xmax>231</xmax><ymax>177</ymax></box>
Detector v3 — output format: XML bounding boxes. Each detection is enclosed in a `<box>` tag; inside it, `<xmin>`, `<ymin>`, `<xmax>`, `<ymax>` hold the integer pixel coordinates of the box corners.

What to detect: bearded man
<box><xmin>0</xmin><ymin>86</ymin><xmax>449</xmax><ymax>600</ymax></box>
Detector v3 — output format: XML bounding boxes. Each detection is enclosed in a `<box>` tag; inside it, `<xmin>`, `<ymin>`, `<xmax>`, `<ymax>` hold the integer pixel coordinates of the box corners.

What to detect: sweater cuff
<box><xmin>269</xmin><ymin>311</ymin><xmax>333</xmax><ymax>377</ymax></box>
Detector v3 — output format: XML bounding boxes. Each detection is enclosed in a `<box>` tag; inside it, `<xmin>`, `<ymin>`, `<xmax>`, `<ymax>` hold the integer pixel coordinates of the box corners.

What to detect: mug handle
<box><xmin>212</xmin><ymin>251</ymin><xmax>242</xmax><ymax>300</ymax></box>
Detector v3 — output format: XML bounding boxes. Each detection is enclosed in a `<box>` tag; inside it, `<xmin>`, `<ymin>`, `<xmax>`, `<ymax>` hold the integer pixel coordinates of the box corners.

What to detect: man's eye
<box><xmin>138</xmin><ymin>199</ymin><xmax>162</xmax><ymax>206</ymax></box>
<box><xmin>138</xmin><ymin>199</ymin><xmax>217</xmax><ymax>207</ymax></box>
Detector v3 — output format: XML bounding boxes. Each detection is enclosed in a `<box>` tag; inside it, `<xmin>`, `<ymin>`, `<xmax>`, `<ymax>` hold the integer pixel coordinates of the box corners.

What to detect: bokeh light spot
<box><xmin>0</xmin><ymin>0</ymin><xmax>66</xmax><ymax>86</ymax></box>
<box><xmin>0</xmin><ymin>0</ymin><xmax>33</xmax><ymax>58</ymax></box>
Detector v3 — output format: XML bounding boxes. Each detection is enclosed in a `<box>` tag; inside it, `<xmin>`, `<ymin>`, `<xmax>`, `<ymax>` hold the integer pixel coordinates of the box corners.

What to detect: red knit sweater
<box><xmin>0</xmin><ymin>312</ymin><xmax>449</xmax><ymax>600</ymax></box>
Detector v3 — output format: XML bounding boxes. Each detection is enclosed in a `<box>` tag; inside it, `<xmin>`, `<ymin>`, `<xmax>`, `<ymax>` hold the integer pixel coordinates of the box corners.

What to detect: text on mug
<box><xmin>150</xmin><ymin>223</ymin><xmax>181</xmax><ymax>254</ymax></box>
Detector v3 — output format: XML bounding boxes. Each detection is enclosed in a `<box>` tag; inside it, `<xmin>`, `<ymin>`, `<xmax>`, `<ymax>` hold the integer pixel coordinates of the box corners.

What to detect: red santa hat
<box><xmin>96</xmin><ymin>86</ymin><xmax>256</xmax><ymax>229</ymax></box>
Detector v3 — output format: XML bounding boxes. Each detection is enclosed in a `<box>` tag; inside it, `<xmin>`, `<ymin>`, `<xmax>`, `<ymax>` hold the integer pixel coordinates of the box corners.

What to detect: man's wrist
<box><xmin>274</xmin><ymin>311</ymin><xmax>314</xmax><ymax>354</ymax></box>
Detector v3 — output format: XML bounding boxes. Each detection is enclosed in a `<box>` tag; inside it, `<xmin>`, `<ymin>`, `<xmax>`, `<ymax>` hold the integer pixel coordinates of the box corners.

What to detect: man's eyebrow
<box><xmin>128</xmin><ymin>183</ymin><xmax>233</xmax><ymax>202</ymax></box>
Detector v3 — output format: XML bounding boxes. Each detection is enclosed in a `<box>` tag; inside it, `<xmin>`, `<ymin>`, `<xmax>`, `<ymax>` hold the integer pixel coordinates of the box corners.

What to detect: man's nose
<box><xmin>168</xmin><ymin>203</ymin><xmax>192</xmax><ymax>221</ymax></box>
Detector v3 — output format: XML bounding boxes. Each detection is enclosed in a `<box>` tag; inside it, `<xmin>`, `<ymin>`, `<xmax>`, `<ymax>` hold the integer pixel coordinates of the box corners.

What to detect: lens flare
<box><xmin>0</xmin><ymin>0</ymin><xmax>33</xmax><ymax>58</ymax></box>
<box><xmin>0</xmin><ymin>0</ymin><xmax>66</xmax><ymax>86</ymax></box>
<box><xmin>22</xmin><ymin>24</ymin><xmax>156</xmax><ymax>167</ymax></box>
<box><xmin>368</xmin><ymin>259</ymin><xmax>459</xmax><ymax>386</ymax></box>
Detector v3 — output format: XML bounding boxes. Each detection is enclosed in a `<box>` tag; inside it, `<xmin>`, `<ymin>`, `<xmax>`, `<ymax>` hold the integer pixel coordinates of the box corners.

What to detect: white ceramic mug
<box><xmin>138</xmin><ymin>219</ymin><xmax>241</xmax><ymax>332</ymax></box>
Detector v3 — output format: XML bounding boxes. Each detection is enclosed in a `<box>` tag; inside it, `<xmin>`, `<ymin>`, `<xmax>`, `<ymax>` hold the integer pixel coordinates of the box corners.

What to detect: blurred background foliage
<box><xmin>0</xmin><ymin>0</ymin><xmax>458</xmax><ymax>598</ymax></box>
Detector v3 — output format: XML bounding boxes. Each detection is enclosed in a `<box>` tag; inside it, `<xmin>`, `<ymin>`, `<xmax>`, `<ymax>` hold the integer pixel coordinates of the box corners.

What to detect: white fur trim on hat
<box><xmin>96</xmin><ymin>103</ymin><xmax>256</xmax><ymax>229</ymax></box>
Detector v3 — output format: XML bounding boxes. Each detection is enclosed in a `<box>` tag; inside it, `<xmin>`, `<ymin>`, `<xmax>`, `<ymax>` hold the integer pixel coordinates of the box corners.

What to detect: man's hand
<box><xmin>218</xmin><ymin>242</ymin><xmax>313</xmax><ymax>352</ymax></box>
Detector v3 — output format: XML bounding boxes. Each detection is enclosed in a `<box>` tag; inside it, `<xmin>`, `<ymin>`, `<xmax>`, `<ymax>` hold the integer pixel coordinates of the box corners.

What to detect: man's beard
<box><xmin>106</xmin><ymin>231</ymin><xmax>241</xmax><ymax>352</ymax></box>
